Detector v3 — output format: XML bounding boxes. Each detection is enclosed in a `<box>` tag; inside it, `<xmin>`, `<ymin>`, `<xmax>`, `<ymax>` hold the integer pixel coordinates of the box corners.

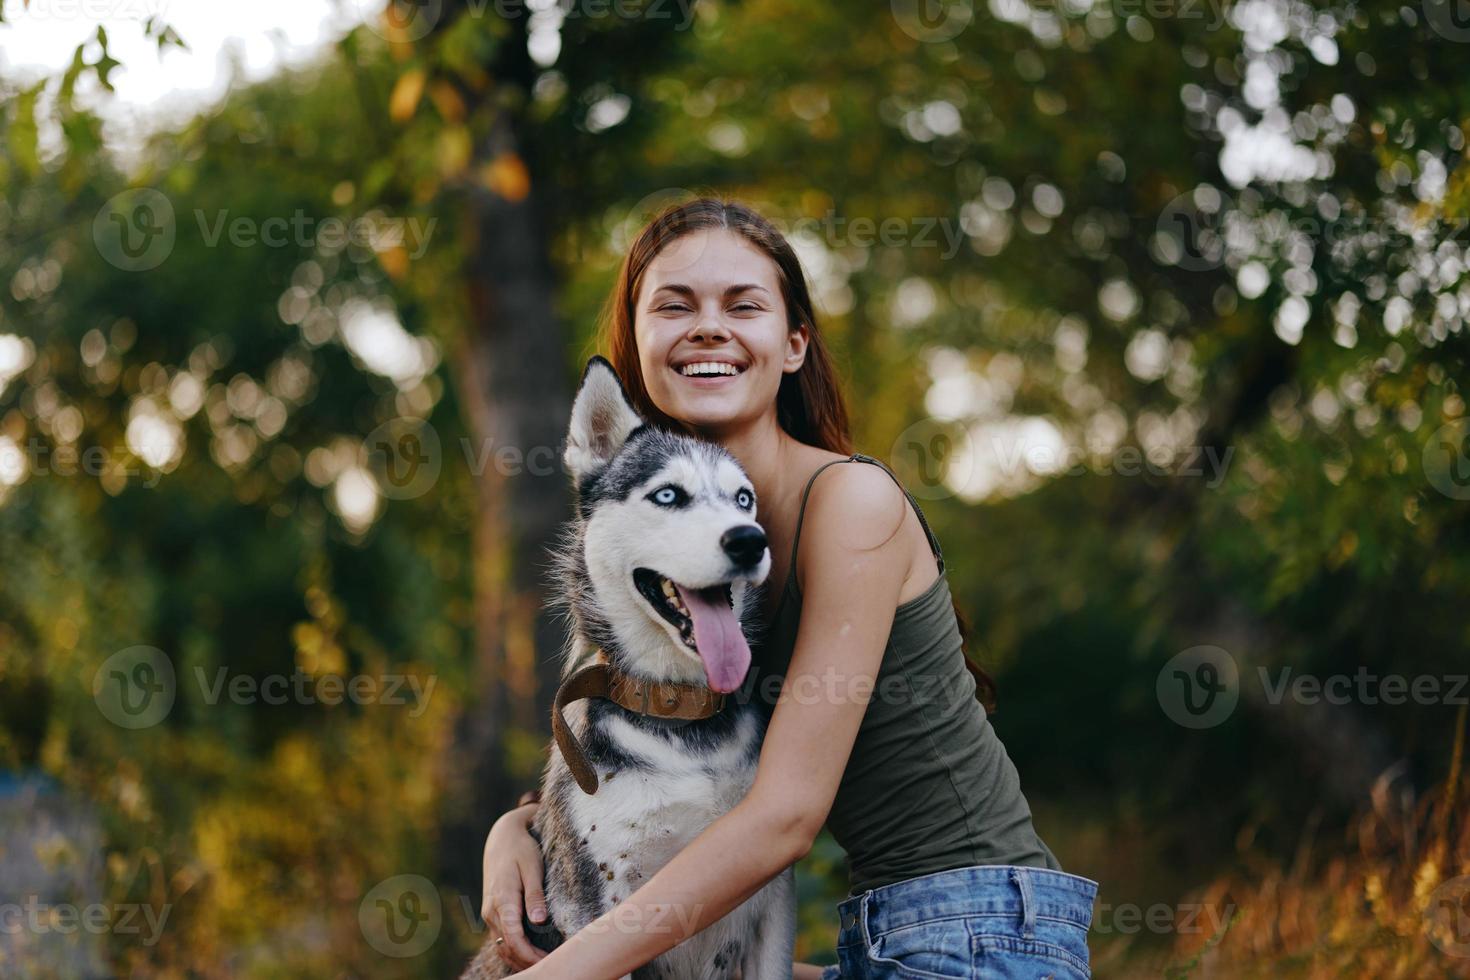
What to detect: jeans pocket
<box><xmin>865</xmin><ymin>920</ymin><xmax>973</xmax><ymax>979</ymax></box>
<box><xmin>969</xmin><ymin>930</ymin><xmax>1091</xmax><ymax>979</ymax></box>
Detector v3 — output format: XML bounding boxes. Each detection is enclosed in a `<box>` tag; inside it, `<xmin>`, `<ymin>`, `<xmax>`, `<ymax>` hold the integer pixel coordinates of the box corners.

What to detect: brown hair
<box><xmin>593</xmin><ymin>196</ymin><xmax>998</xmax><ymax>714</ymax></box>
<box><xmin>595</xmin><ymin>197</ymin><xmax>851</xmax><ymax>451</ymax></box>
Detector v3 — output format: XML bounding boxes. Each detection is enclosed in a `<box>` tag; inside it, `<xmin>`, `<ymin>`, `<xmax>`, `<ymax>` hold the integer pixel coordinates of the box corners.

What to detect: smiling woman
<box><xmin>476</xmin><ymin>198</ymin><xmax>1089</xmax><ymax>980</ymax></box>
<box><xmin>601</xmin><ymin>202</ymin><xmax>853</xmax><ymax>456</ymax></box>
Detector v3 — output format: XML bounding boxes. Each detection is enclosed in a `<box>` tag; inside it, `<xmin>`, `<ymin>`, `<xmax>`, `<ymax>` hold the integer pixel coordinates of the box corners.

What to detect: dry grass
<box><xmin>1153</xmin><ymin>705</ymin><xmax>1470</xmax><ymax>979</ymax></box>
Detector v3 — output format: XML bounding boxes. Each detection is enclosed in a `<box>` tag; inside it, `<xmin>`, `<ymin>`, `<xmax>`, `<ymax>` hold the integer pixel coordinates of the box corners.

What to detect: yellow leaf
<box><xmin>436</xmin><ymin>125</ymin><xmax>472</xmax><ymax>176</ymax></box>
<box><xmin>481</xmin><ymin>152</ymin><xmax>531</xmax><ymax>202</ymax></box>
<box><xmin>429</xmin><ymin>80</ymin><xmax>466</xmax><ymax>123</ymax></box>
<box><xmin>389</xmin><ymin>69</ymin><xmax>426</xmax><ymax>123</ymax></box>
<box><xmin>377</xmin><ymin>245</ymin><xmax>409</xmax><ymax>282</ymax></box>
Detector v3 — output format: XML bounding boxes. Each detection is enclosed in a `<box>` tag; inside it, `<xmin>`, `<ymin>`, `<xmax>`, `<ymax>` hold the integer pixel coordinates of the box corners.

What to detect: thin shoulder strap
<box><xmin>849</xmin><ymin>452</ymin><xmax>945</xmax><ymax>572</ymax></box>
<box><xmin>787</xmin><ymin>453</ymin><xmax>945</xmax><ymax>578</ymax></box>
<box><xmin>787</xmin><ymin>456</ymin><xmax>858</xmax><ymax>576</ymax></box>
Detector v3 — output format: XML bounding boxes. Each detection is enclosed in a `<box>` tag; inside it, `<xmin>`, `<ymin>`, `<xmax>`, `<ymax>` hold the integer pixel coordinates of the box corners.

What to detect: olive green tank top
<box><xmin>748</xmin><ymin>452</ymin><xmax>1062</xmax><ymax>896</ymax></box>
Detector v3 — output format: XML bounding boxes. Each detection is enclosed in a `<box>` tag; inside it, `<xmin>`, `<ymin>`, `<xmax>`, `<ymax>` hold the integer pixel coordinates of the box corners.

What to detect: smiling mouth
<box><xmin>675</xmin><ymin>362</ymin><xmax>747</xmax><ymax>379</ymax></box>
<box><xmin>632</xmin><ymin>567</ymin><xmax>732</xmax><ymax>650</ymax></box>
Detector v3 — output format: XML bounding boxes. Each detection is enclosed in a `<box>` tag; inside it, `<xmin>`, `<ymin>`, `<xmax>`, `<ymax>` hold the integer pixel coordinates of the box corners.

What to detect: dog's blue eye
<box><xmin>735</xmin><ymin>488</ymin><xmax>754</xmax><ymax>510</ymax></box>
<box><xmin>650</xmin><ymin>485</ymin><xmax>685</xmax><ymax>506</ymax></box>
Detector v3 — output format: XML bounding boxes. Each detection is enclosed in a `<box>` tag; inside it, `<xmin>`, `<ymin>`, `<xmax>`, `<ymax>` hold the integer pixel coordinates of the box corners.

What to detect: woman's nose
<box><xmin>687</xmin><ymin>309</ymin><xmax>731</xmax><ymax>341</ymax></box>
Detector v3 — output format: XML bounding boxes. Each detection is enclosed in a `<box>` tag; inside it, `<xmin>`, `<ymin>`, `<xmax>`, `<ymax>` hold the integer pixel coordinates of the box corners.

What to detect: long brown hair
<box><xmin>593</xmin><ymin>196</ymin><xmax>998</xmax><ymax>714</ymax></box>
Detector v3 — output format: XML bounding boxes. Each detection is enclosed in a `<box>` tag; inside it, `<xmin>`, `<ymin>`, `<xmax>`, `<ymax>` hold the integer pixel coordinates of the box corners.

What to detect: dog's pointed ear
<box><xmin>564</xmin><ymin>356</ymin><xmax>644</xmax><ymax>480</ymax></box>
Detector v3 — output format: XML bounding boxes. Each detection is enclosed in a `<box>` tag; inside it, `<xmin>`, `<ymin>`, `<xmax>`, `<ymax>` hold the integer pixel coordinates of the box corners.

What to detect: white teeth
<box><xmin>662</xmin><ymin>578</ymin><xmax>689</xmax><ymax>615</ymax></box>
<box><xmin>679</xmin><ymin>361</ymin><xmax>742</xmax><ymax>377</ymax></box>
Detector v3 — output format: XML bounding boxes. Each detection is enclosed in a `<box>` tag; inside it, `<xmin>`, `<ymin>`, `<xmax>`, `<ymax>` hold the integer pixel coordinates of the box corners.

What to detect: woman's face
<box><xmin>634</xmin><ymin>228</ymin><xmax>808</xmax><ymax>435</ymax></box>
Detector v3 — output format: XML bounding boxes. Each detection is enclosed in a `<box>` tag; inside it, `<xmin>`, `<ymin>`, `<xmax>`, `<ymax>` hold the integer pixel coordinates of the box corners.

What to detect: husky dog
<box><xmin>461</xmin><ymin>356</ymin><xmax>796</xmax><ymax>980</ymax></box>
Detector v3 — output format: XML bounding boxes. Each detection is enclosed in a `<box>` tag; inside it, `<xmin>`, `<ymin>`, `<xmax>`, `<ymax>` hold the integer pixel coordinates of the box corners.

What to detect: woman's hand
<box><xmin>480</xmin><ymin>798</ymin><xmax>549</xmax><ymax>969</ymax></box>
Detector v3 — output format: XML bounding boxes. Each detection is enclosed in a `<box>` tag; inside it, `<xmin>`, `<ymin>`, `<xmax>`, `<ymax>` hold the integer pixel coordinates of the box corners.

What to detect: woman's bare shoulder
<box><xmin>799</xmin><ymin>455</ymin><xmax>915</xmax><ymax>556</ymax></box>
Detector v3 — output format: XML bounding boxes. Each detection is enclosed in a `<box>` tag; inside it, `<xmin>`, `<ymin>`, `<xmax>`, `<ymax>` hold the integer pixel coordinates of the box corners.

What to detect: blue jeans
<box><xmin>817</xmin><ymin>865</ymin><xmax>1099</xmax><ymax>979</ymax></box>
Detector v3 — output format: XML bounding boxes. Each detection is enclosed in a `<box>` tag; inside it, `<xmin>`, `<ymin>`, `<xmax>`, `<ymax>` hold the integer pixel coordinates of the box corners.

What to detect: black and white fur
<box><xmin>462</xmin><ymin>356</ymin><xmax>796</xmax><ymax>980</ymax></box>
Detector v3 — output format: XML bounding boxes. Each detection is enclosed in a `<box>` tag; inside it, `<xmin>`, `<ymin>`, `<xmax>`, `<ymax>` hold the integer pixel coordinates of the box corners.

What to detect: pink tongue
<box><xmin>674</xmin><ymin>583</ymin><xmax>751</xmax><ymax>694</ymax></box>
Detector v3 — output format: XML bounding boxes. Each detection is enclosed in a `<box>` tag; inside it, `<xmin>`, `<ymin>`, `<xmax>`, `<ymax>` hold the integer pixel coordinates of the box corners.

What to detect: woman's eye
<box><xmin>657</xmin><ymin>303</ymin><xmax>692</xmax><ymax>313</ymax></box>
<box><xmin>730</xmin><ymin>303</ymin><xmax>760</xmax><ymax>313</ymax></box>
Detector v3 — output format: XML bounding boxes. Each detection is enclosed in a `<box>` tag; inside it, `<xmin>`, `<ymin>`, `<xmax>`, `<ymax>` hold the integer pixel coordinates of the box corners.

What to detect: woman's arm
<box><xmin>521</xmin><ymin>464</ymin><xmax>912</xmax><ymax>979</ymax></box>
<box><xmin>480</xmin><ymin>797</ymin><xmax>551</xmax><ymax>968</ymax></box>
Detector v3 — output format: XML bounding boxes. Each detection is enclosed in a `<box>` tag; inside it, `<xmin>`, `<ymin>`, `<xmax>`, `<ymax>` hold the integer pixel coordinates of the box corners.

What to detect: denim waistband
<box><xmin>837</xmin><ymin>865</ymin><xmax>1099</xmax><ymax>941</ymax></box>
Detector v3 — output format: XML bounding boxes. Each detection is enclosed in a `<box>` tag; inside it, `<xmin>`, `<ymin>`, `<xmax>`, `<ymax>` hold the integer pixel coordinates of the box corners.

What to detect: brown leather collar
<box><xmin>552</xmin><ymin>650</ymin><xmax>728</xmax><ymax>795</ymax></box>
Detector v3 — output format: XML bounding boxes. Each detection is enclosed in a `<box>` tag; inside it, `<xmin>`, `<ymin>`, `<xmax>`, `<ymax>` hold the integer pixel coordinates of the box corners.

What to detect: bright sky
<box><xmin>0</xmin><ymin>0</ymin><xmax>363</xmax><ymax>144</ymax></box>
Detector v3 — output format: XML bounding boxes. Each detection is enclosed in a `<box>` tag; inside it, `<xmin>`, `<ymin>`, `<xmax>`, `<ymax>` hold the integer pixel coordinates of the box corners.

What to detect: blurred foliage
<box><xmin>1</xmin><ymin>0</ymin><xmax>1468</xmax><ymax>975</ymax></box>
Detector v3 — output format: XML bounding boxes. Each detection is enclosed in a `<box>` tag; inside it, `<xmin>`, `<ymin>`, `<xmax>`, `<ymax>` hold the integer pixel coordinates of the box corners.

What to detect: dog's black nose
<box><xmin>721</xmin><ymin>524</ymin><xmax>767</xmax><ymax>568</ymax></box>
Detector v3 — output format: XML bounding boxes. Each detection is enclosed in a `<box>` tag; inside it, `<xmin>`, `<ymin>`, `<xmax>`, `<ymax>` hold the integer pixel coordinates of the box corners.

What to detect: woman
<box><xmin>477</xmin><ymin>198</ymin><xmax>1098</xmax><ymax>978</ymax></box>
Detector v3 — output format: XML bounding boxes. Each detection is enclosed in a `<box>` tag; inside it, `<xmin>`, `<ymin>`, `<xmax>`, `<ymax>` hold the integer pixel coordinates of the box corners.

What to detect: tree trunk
<box><xmin>437</xmin><ymin>101</ymin><xmax>571</xmax><ymax>901</ymax></box>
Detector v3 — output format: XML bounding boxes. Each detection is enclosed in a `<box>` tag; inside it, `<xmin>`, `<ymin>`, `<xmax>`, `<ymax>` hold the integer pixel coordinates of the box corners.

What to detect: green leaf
<box><xmin>6</xmin><ymin>82</ymin><xmax>42</xmax><ymax>177</ymax></box>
